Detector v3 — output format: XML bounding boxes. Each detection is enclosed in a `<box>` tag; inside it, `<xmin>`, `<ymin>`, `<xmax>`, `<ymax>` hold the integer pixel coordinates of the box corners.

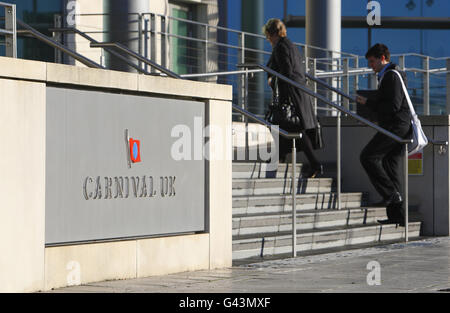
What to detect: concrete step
<box><xmin>232</xmin><ymin>177</ymin><xmax>334</xmax><ymax>196</ymax></box>
<box><xmin>233</xmin><ymin>192</ymin><xmax>365</xmax><ymax>215</ymax></box>
<box><xmin>232</xmin><ymin>162</ymin><xmax>337</xmax><ymax>179</ymax></box>
<box><xmin>232</xmin><ymin>162</ymin><xmax>304</xmax><ymax>179</ymax></box>
<box><xmin>232</xmin><ymin>222</ymin><xmax>422</xmax><ymax>260</ymax></box>
<box><xmin>232</xmin><ymin>207</ymin><xmax>389</xmax><ymax>236</ymax></box>
<box><xmin>232</xmin><ymin>237</ymin><xmax>429</xmax><ymax>266</ymax></box>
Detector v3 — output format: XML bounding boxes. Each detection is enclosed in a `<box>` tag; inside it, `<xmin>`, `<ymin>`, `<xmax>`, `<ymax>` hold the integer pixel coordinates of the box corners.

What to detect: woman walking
<box><xmin>263</xmin><ymin>18</ymin><xmax>323</xmax><ymax>178</ymax></box>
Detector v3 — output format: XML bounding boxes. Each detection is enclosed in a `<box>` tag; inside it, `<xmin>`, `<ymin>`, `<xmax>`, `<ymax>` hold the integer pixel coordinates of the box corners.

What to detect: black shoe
<box><xmin>378</xmin><ymin>218</ymin><xmax>405</xmax><ymax>226</ymax></box>
<box><xmin>377</xmin><ymin>219</ymin><xmax>395</xmax><ymax>225</ymax></box>
<box><xmin>369</xmin><ymin>192</ymin><xmax>402</xmax><ymax>208</ymax></box>
<box><xmin>308</xmin><ymin>164</ymin><xmax>323</xmax><ymax>179</ymax></box>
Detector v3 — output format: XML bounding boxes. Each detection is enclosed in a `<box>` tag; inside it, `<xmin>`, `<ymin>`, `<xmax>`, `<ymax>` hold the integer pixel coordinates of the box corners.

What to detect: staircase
<box><xmin>232</xmin><ymin>161</ymin><xmax>422</xmax><ymax>263</ymax></box>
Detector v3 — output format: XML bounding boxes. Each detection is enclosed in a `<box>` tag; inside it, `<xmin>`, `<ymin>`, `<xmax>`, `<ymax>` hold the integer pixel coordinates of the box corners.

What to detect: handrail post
<box><xmin>404</xmin><ymin>143</ymin><xmax>409</xmax><ymax>242</ymax></box>
<box><xmin>238</xmin><ymin>33</ymin><xmax>246</xmax><ymax>122</ymax></box>
<box><xmin>205</xmin><ymin>24</ymin><xmax>209</xmax><ymax>75</ymax></box>
<box><xmin>143</xmin><ymin>15</ymin><xmax>149</xmax><ymax>72</ymax></box>
<box><xmin>244</xmin><ymin>68</ymin><xmax>249</xmax><ymax>160</ymax></box>
<box><xmin>160</xmin><ymin>15</ymin><xmax>167</xmax><ymax>69</ymax></box>
<box><xmin>423</xmin><ymin>56</ymin><xmax>430</xmax><ymax>115</ymax></box>
<box><xmin>343</xmin><ymin>58</ymin><xmax>350</xmax><ymax>110</ymax></box>
<box><xmin>399</xmin><ymin>55</ymin><xmax>405</xmax><ymax>70</ymax></box>
<box><xmin>353</xmin><ymin>57</ymin><xmax>359</xmax><ymax>108</ymax></box>
<box><xmin>337</xmin><ymin>110</ymin><xmax>342</xmax><ymax>210</ymax></box>
<box><xmin>53</xmin><ymin>14</ymin><xmax>63</xmax><ymax>64</ymax></box>
<box><xmin>138</xmin><ymin>13</ymin><xmax>143</xmax><ymax>71</ymax></box>
<box><xmin>308</xmin><ymin>58</ymin><xmax>318</xmax><ymax>115</ymax></box>
<box><xmin>150</xmin><ymin>13</ymin><xmax>156</xmax><ymax>73</ymax></box>
<box><xmin>301</xmin><ymin>45</ymin><xmax>307</xmax><ymax>66</ymax></box>
<box><xmin>292</xmin><ymin>138</ymin><xmax>297</xmax><ymax>257</ymax></box>
<box><xmin>446</xmin><ymin>58</ymin><xmax>450</xmax><ymax>114</ymax></box>
<box><xmin>4</xmin><ymin>3</ymin><xmax>16</xmax><ymax>58</ymax></box>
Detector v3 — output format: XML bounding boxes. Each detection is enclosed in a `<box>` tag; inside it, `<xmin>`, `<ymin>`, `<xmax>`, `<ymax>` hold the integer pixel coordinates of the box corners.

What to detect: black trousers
<box><xmin>279</xmin><ymin>129</ymin><xmax>320</xmax><ymax>168</ymax></box>
<box><xmin>360</xmin><ymin>124</ymin><xmax>411</xmax><ymax>218</ymax></box>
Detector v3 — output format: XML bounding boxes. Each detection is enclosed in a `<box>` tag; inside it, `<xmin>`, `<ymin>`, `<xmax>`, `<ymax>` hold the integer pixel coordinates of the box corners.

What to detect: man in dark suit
<box><xmin>356</xmin><ymin>43</ymin><xmax>412</xmax><ymax>225</ymax></box>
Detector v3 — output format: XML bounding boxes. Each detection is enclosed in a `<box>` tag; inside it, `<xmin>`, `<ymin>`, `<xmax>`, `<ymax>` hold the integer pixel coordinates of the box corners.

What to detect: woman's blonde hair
<box><xmin>262</xmin><ymin>18</ymin><xmax>287</xmax><ymax>38</ymax></box>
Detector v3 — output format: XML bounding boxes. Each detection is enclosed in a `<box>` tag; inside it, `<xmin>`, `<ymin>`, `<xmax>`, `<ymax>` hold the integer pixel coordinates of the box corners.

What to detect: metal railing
<box><xmin>0</xmin><ymin>2</ymin><xmax>16</xmax><ymax>58</ymax></box>
<box><xmin>16</xmin><ymin>21</ymin><xmax>182</xmax><ymax>78</ymax></box>
<box><xmin>48</xmin><ymin>26</ymin><xmax>181</xmax><ymax>79</ymax></box>
<box><xmin>310</xmin><ymin>54</ymin><xmax>450</xmax><ymax>116</ymax></box>
<box><xmin>89</xmin><ymin>41</ymin><xmax>181</xmax><ymax>79</ymax></box>
<box><xmin>49</xmin><ymin>27</ymin><xmax>153</xmax><ymax>75</ymax></box>
<box><xmin>17</xmin><ymin>19</ymin><xmax>103</xmax><ymax>69</ymax></box>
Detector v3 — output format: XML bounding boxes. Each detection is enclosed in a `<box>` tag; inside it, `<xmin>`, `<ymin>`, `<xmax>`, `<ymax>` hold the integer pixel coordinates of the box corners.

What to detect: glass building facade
<box><xmin>0</xmin><ymin>0</ymin><xmax>63</xmax><ymax>61</ymax></box>
<box><xmin>227</xmin><ymin>0</ymin><xmax>450</xmax><ymax>57</ymax></box>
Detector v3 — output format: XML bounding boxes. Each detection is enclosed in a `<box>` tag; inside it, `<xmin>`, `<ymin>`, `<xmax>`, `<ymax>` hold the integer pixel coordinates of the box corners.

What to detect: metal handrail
<box><xmin>428</xmin><ymin>138</ymin><xmax>449</xmax><ymax>146</ymax></box>
<box><xmin>49</xmin><ymin>27</ymin><xmax>155</xmax><ymax>76</ymax></box>
<box><xmin>391</xmin><ymin>53</ymin><xmax>450</xmax><ymax>61</ymax></box>
<box><xmin>90</xmin><ymin>42</ymin><xmax>181</xmax><ymax>79</ymax></box>
<box><xmin>306</xmin><ymin>70</ymin><xmax>450</xmax><ymax>148</ymax></box>
<box><xmin>186</xmin><ymin>63</ymin><xmax>447</xmax><ymax>80</ymax></box>
<box><xmin>0</xmin><ymin>29</ymin><xmax>14</xmax><ymax>35</ymax></box>
<box><xmin>181</xmin><ymin>69</ymin><xmax>338</xmax><ymax>114</ymax></box>
<box><xmin>17</xmin><ymin>19</ymin><xmax>104</xmax><ymax>69</ymax></box>
<box><xmin>181</xmin><ymin>69</ymin><xmax>263</xmax><ymax>79</ymax></box>
<box><xmin>331</xmin><ymin>53</ymin><xmax>450</xmax><ymax>62</ymax></box>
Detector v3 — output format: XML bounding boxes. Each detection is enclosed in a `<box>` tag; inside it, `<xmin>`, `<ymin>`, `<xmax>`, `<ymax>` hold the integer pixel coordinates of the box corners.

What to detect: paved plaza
<box><xmin>50</xmin><ymin>237</ymin><xmax>450</xmax><ymax>293</ymax></box>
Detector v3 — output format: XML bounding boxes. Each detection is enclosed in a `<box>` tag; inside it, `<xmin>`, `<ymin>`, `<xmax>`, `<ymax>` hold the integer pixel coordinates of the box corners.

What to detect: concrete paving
<box><xmin>49</xmin><ymin>237</ymin><xmax>450</xmax><ymax>293</ymax></box>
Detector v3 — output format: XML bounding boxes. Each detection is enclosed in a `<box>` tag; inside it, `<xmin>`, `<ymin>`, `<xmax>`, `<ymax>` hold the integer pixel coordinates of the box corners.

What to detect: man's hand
<box><xmin>356</xmin><ymin>95</ymin><xmax>367</xmax><ymax>105</ymax></box>
<box><xmin>268</xmin><ymin>77</ymin><xmax>273</xmax><ymax>87</ymax></box>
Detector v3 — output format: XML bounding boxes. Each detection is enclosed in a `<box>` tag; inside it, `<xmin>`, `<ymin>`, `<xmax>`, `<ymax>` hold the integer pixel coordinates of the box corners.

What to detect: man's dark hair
<box><xmin>365</xmin><ymin>43</ymin><xmax>390</xmax><ymax>61</ymax></box>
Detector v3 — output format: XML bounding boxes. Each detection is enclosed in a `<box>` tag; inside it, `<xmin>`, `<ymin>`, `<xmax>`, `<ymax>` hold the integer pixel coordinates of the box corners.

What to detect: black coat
<box><xmin>366</xmin><ymin>63</ymin><xmax>412</xmax><ymax>133</ymax></box>
<box><xmin>267</xmin><ymin>37</ymin><xmax>317</xmax><ymax>130</ymax></box>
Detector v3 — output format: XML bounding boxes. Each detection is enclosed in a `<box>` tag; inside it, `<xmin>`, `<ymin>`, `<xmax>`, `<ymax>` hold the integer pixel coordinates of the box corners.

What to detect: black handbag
<box><xmin>266</xmin><ymin>76</ymin><xmax>324</xmax><ymax>150</ymax></box>
<box><xmin>265</xmin><ymin>77</ymin><xmax>301</xmax><ymax>129</ymax></box>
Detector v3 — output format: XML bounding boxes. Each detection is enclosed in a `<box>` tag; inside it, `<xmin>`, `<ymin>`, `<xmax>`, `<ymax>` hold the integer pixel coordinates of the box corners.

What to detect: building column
<box><xmin>241</xmin><ymin>0</ymin><xmax>264</xmax><ymax>116</ymax></box>
<box><xmin>306</xmin><ymin>0</ymin><xmax>341</xmax><ymax>115</ymax></box>
<box><xmin>103</xmin><ymin>0</ymin><xmax>149</xmax><ymax>72</ymax></box>
<box><xmin>306</xmin><ymin>0</ymin><xmax>341</xmax><ymax>59</ymax></box>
